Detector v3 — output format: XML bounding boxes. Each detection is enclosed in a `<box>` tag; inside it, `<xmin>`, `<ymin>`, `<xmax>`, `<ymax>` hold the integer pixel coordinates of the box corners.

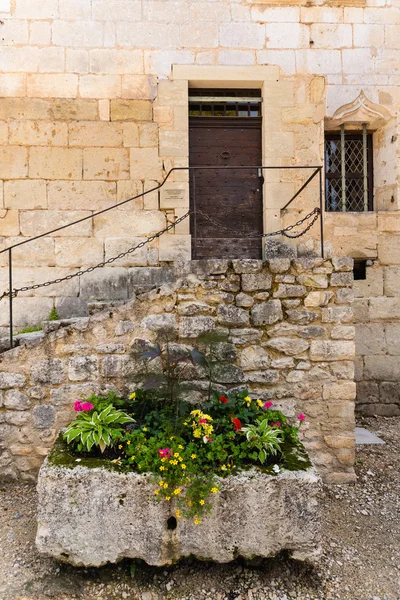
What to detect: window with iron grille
<box><xmin>325</xmin><ymin>127</ymin><xmax>373</xmax><ymax>212</ymax></box>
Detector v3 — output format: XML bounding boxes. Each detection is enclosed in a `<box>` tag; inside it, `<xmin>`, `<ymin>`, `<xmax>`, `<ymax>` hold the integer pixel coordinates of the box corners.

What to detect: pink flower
<box><xmin>271</xmin><ymin>421</ymin><xmax>281</xmax><ymax>428</ymax></box>
<box><xmin>263</xmin><ymin>401</ymin><xmax>274</xmax><ymax>410</ymax></box>
<box><xmin>298</xmin><ymin>413</ymin><xmax>306</xmax><ymax>421</ymax></box>
<box><xmin>74</xmin><ymin>401</ymin><xmax>83</xmax><ymax>412</ymax></box>
<box><xmin>81</xmin><ymin>402</ymin><xmax>94</xmax><ymax>411</ymax></box>
<box><xmin>158</xmin><ymin>448</ymin><xmax>172</xmax><ymax>458</ymax></box>
<box><xmin>199</xmin><ymin>418</ymin><xmax>207</xmax><ymax>424</ymax></box>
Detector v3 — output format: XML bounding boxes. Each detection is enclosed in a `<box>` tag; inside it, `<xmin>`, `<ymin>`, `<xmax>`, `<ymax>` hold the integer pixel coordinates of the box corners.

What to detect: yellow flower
<box><xmin>130</xmin><ymin>456</ymin><xmax>135</xmax><ymax>461</ymax></box>
<box><xmin>126</xmin><ymin>441</ymin><xmax>131</xmax><ymax>445</ymax></box>
<box><xmin>190</xmin><ymin>410</ymin><xmax>202</xmax><ymax>417</ymax></box>
<box><xmin>143</xmin><ymin>427</ymin><xmax>147</xmax><ymax>432</ymax></box>
<box><xmin>173</xmin><ymin>488</ymin><xmax>181</xmax><ymax>495</ymax></box>
<box><xmin>199</xmin><ymin>499</ymin><xmax>205</xmax><ymax>506</ymax></box>
<box><xmin>129</xmin><ymin>392</ymin><xmax>136</xmax><ymax>400</ymax></box>
<box><xmin>257</xmin><ymin>399</ymin><xmax>263</xmax><ymax>407</ymax></box>
<box><xmin>138</xmin><ymin>465</ymin><xmax>141</xmax><ymax>469</ymax></box>
<box><xmin>191</xmin><ymin>454</ymin><xmax>197</xmax><ymax>460</ymax></box>
<box><xmin>175</xmin><ymin>510</ymin><xmax>181</xmax><ymax>519</ymax></box>
<box><xmin>178</xmin><ymin>444</ymin><xmax>183</xmax><ymax>449</ymax></box>
<box><xmin>159</xmin><ymin>466</ymin><xmax>165</xmax><ymax>471</ymax></box>
<box><xmin>161</xmin><ymin>457</ymin><xmax>166</xmax><ymax>462</ymax></box>
<box><xmin>221</xmin><ymin>465</ymin><xmax>227</xmax><ymax>471</ymax></box>
<box><xmin>174</xmin><ymin>452</ymin><xmax>180</xmax><ymax>458</ymax></box>
<box><xmin>211</xmin><ymin>487</ymin><xmax>218</xmax><ymax>493</ymax></box>
<box><xmin>178</xmin><ymin>456</ymin><xmax>183</xmax><ymax>462</ymax></box>
<box><xmin>194</xmin><ymin>517</ymin><xmax>201</xmax><ymax>525</ymax></box>
<box><xmin>244</xmin><ymin>395</ymin><xmax>252</xmax><ymax>406</ymax></box>
<box><xmin>118</xmin><ymin>445</ymin><xmax>123</xmax><ymax>449</ymax></box>
<box><xmin>181</xmin><ymin>464</ymin><xmax>186</xmax><ymax>470</ymax></box>
<box><xmin>170</xmin><ymin>436</ymin><xmax>175</xmax><ymax>440</ymax></box>
<box><xmin>166</xmin><ymin>496</ymin><xmax>171</xmax><ymax>501</ymax></box>
<box><xmin>159</xmin><ymin>481</ymin><xmax>164</xmax><ymax>486</ymax></box>
<box><xmin>187</xmin><ymin>501</ymin><xmax>192</xmax><ymax>507</ymax></box>
<box><xmin>163</xmin><ymin>483</ymin><xmax>168</xmax><ymax>489</ymax></box>
<box><xmin>170</xmin><ymin>459</ymin><xmax>178</xmax><ymax>465</ymax></box>
<box><xmin>154</xmin><ymin>489</ymin><xmax>159</xmax><ymax>495</ymax></box>
<box><xmin>193</xmin><ymin>429</ymin><xmax>201</xmax><ymax>438</ymax></box>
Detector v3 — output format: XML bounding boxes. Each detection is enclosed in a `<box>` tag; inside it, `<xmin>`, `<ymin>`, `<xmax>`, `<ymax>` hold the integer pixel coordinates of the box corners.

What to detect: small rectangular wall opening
<box><xmin>353</xmin><ymin>259</ymin><xmax>367</xmax><ymax>280</ymax></box>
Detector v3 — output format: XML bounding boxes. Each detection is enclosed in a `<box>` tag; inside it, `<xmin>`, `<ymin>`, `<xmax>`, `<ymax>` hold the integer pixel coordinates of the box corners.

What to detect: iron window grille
<box><xmin>189</xmin><ymin>88</ymin><xmax>262</xmax><ymax>118</ymax></box>
<box><xmin>325</xmin><ymin>125</ymin><xmax>373</xmax><ymax>212</ymax></box>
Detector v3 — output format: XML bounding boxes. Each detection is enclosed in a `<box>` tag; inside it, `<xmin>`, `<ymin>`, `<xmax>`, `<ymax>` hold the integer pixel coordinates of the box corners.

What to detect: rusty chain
<box><xmin>0</xmin><ymin>207</ymin><xmax>320</xmax><ymax>300</ymax></box>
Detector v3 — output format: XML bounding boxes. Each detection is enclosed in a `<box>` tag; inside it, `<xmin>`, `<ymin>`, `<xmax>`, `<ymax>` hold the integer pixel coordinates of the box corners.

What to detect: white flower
<box><xmin>272</xmin><ymin>464</ymin><xmax>280</xmax><ymax>474</ymax></box>
<box><xmin>75</xmin><ymin>458</ymin><xmax>81</xmax><ymax>462</ymax></box>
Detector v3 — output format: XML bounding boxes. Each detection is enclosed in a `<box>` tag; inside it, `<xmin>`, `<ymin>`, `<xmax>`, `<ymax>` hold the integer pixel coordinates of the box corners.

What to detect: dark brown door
<box><xmin>189</xmin><ymin>117</ymin><xmax>263</xmax><ymax>260</ymax></box>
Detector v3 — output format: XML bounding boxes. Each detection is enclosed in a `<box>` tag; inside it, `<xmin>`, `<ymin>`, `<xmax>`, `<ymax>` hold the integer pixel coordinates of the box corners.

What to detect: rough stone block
<box><xmin>229</xmin><ymin>329</ymin><xmax>262</xmax><ymax>345</ymax></box>
<box><xmin>128</xmin><ymin>267</ymin><xmax>175</xmax><ymax>294</ymax></box>
<box><xmin>4</xmin><ymin>390</ymin><xmax>30</xmax><ymax>410</ymax></box>
<box><xmin>50</xmin><ymin>384</ymin><xmax>100</xmax><ymax>407</ymax></box>
<box><xmin>364</xmin><ymin>356</ymin><xmax>400</xmax><ymax>382</ymax></box>
<box><xmin>286</xmin><ymin>309</ymin><xmax>318</xmax><ymax>325</ymax></box>
<box><xmin>331</xmin><ymin>326</ymin><xmax>355</xmax><ymax>340</ymax></box>
<box><xmin>4</xmin><ymin>180</ymin><xmax>47</xmax><ymax>210</ymax></box>
<box><xmin>330</xmin><ymin>272</ymin><xmax>353</xmax><ymax>287</ymax></box>
<box><xmin>355</xmin><ymin>323</ymin><xmax>386</xmax><ymax>356</ymax></box>
<box><xmin>356</xmin><ymin>381</ymin><xmax>380</xmax><ymax>405</ymax></box>
<box><xmin>304</xmin><ymin>291</ymin><xmax>334</xmax><ymax>308</ymax></box>
<box><xmin>265</xmin><ymin>337</ymin><xmax>309</xmax><ymax>356</ymax></box>
<box><xmin>379</xmin><ymin>382</ymin><xmax>400</xmax><ymax>404</ymax></box>
<box><xmin>31</xmin><ymin>359</ymin><xmax>66</xmax><ymax>385</ymax></box>
<box><xmin>0</xmin><ymin>372</ymin><xmax>26</xmax><ymax>389</ymax></box>
<box><xmin>369</xmin><ymin>298</ymin><xmax>400</xmax><ymax>321</ymax></box>
<box><xmin>358</xmin><ymin>403</ymin><xmax>400</xmax><ymax>417</ymax></box>
<box><xmin>158</xmin><ymin>235</ymin><xmax>191</xmax><ymax>262</ymax></box>
<box><xmin>323</xmin><ymin>382</ymin><xmax>356</xmax><ymax>401</ymax></box>
<box><xmin>242</xmin><ymin>273</ymin><xmax>272</xmax><ymax>292</ymax></box>
<box><xmin>69</xmin><ymin>356</ymin><xmax>99</xmax><ymax>382</ymax></box>
<box><xmin>55</xmin><ymin>238</ymin><xmax>104</xmax><ymax>268</ymax></box>
<box><xmin>217</xmin><ymin>305</ymin><xmax>249</xmax><ymax>327</ymax></box>
<box><xmin>33</xmin><ymin>405</ymin><xmax>56</xmax><ymax>429</ymax></box>
<box><xmin>94</xmin><ymin>210</ymin><xmax>166</xmax><ymax>238</ymax></box>
<box><xmin>36</xmin><ymin>457</ymin><xmax>321</xmax><ymax>566</ymax></box>
<box><xmin>236</xmin><ymin>293</ymin><xmax>254</xmax><ymax>308</ymax></box>
<box><xmin>322</xmin><ymin>307</ymin><xmax>352</xmax><ymax>324</ymax></box>
<box><xmin>251</xmin><ymin>300</ymin><xmax>283</xmax><ymax>326</ymax></box>
<box><xmin>110</xmin><ymin>100</ymin><xmax>152</xmax><ymax>122</ymax></box>
<box><xmin>232</xmin><ymin>260</ymin><xmax>263</xmax><ymax>274</ymax></box>
<box><xmin>179</xmin><ymin>316</ymin><xmax>215</xmax><ymax>338</ymax></box>
<box><xmin>274</xmin><ymin>285</ymin><xmax>307</xmax><ymax>298</ymax></box>
<box><xmin>141</xmin><ymin>314</ymin><xmax>177</xmax><ymax>332</ymax></box>
<box><xmin>310</xmin><ymin>341</ymin><xmax>355</xmax><ymax>362</ymax></box>
<box><xmin>80</xmin><ymin>268</ymin><xmax>128</xmax><ymax>301</ymax></box>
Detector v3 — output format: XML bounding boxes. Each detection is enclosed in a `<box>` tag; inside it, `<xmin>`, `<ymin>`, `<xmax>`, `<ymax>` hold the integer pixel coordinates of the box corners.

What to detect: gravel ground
<box><xmin>0</xmin><ymin>416</ymin><xmax>399</xmax><ymax>600</ymax></box>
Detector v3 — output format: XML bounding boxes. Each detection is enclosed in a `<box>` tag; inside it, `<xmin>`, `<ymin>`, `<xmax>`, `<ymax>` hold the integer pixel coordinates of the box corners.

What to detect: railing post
<box><xmin>319</xmin><ymin>167</ymin><xmax>325</xmax><ymax>259</ymax></box>
<box><xmin>8</xmin><ymin>247</ymin><xmax>13</xmax><ymax>349</ymax></box>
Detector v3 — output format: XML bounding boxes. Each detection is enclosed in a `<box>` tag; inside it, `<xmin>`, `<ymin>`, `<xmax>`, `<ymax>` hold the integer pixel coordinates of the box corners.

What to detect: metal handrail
<box><xmin>1</xmin><ymin>165</ymin><xmax>324</xmax><ymax>348</ymax></box>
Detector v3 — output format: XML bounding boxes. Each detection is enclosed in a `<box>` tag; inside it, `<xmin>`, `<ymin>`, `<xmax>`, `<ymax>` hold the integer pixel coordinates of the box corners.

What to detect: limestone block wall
<box><xmin>0</xmin><ymin>259</ymin><xmax>356</xmax><ymax>484</ymax></box>
<box><xmin>0</xmin><ymin>0</ymin><xmax>399</xmax><ymax>416</ymax></box>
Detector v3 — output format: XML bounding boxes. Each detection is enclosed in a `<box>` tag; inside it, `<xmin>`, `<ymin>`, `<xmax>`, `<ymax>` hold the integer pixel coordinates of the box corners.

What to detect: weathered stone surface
<box><xmin>274</xmin><ymin>284</ymin><xmax>307</xmax><ymax>298</ymax></box>
<box><xmin>268</xmin><ymin>259</ymin><xmax>291</xmax><ymax>273</ymax></box>
<box><xmin>31</xmin><ymin>359</ymin><xmax>65</xmax><ymax>385</ymax></box>
<box><xmin>4</xmin><ymin>390</ymin><xmax>30</xmax><ymax>410</ymax></box>
<box><xmin>232</xmin><ymin>259</ymin><xmax>262</xmax><ymax>274</ymax></box>
<box><xmin>286</xmin><ymin>309</ymin><xmax>318</xmax><ymax>325</ymax></box>
<box><xmin>239</xmin><ymin>346</ymin><xmax>270</xmax><ymax>370</ymax></box>
<box><xmin>128</xmin><ymin>267</ymin><xmax>175</xmax><ymax>294</ymax></box>
<box><xmin>355</xmin><ymin>323</ymin><xmax>385</xmax><ymax>356</ymax></box>
<box><xmin>364</xmin><ymin>356</ymin><xmax>399</xmax><ymax>382</ymax></box>
<box><xmin>322</xmin><ymin>307</ymin><xmax>353</xmax><ymax>323</ymax></box>
<box><xmin>242</xmin><ymin>273</ymin><xmax>272</xmax><ymax>292</ymax></box>
<box><xmin>356</xmin><ymin>381</ymin><xmax>380</xmax><ymax>404</ymax></box>
<box><xmin>0</xmin><ymin>373</ymin><xmax>26</xmax><ymax>389</ymax></box>
<box><xmin>331</xmin><ymin>326</ymin><xmax>355</xmax><ymax>340</ymax></box>
<box><xmin>141</xmin><ymin>314</ymin><xmax>177</xmax><ymax>332</ymax></box>
<box><xmin>297</xmin><ymin>274</ymin><xmax>328</xmax><ymax>289</ymax></box>
<box><xmin>217</xmin><ymin>305</ymin><xmax>249</xmax><ymax>327</ymax></box>
<box><xmin>310</xmin><ymin>341</ymin><xmax>355</xmax><ymax>362</ymax></box>
<box><xmin>251</xmin><ymin>300</ymin><xmax>283</xmax><ymax>326</ymax></box>
<box><xmin>332</xmin><ymin>258</ymin><xmax>353</xmax><ymax>272</ymax></box>
<box><xmin>228</xmin><ymin>329</ymin><xmax>262</xmax><ymax>345</ymax></box>
<box><xmin>33</xmin><ymin>405</ymin><xmax>56</xmax><ymax>429</ymax></box>
<box><xmin>179</xmin><ymin>316</ymin><xmax>215</xmax><ymax>338</ymax></box>
<box><xmin>235</xmin><ymin>293</ymin><xmax>254</xmax><ymax>308</ymax></box>
<box><xmin>265</xmin><ymin>337</ymin><xmax>309</xmax><ymax>356</ymax></box>
<box><xmin>36</xmin><ymin>460</ymin><xmax>322</xmax><ymax>567</ymax></box>
<box><xmin>50</xmin><ymin>384</ymin><xmax>100</xmax><ymax>406</ymax></box>
<box><xmin>330</xmin><ymin>272</ymin><xmax>353</xmax><ymax>287</ymax></box>
<box><xmin>68</xmin><ymin>356</ymin><xmax>99</xmax><ymax>382</ymax></box>
<box><xmin>115</xmin><ymin>320</ymin><xmax>134</xmax><ymax>336</ymax></box>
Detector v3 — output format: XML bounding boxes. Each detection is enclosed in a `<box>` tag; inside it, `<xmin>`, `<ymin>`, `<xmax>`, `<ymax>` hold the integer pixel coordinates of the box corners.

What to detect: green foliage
<box><xmin>241</xmin><ymin>418</ymin><xmax>284</xmax><ymax>463</ymax></box>
<box><xmin>48</xmin><ymin>306</ymin><xmax>59</xmax><ymax>321</ymax></box>
<box><xmin>16</xmin><ymin>324</ymin><xmax>42</xmax><ymax>335</ymax></box>
<box><xmin>63</xmin><ymin>404</ymin><xmax>134</xmax><ymax>454</ymax></box>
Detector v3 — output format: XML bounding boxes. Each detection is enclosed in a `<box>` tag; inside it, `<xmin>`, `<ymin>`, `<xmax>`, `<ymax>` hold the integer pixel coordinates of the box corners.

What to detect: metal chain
<box><xmin>0</xmin><ymin>211</ymin><xmax>190</xmax><ymax>300</ymax></box>
<box><xmin>0</xmin><ymin>207</ymin><xmax>320</xmax><ymax>300</ymax></box>
<box><xmin>195</xmin><ymin>207</ymin><xmax>320</xmax><ymax>239</ymax></box>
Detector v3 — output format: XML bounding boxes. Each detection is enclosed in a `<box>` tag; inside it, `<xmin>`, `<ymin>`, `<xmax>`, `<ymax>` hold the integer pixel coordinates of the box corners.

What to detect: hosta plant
<box><xmin>63</xmin><ymin>404</ymin><xmax>134</xmax><ymax>453</ymax></box>
<box><xmin>241</xmin><ymin>418</ymin><xmax>284</xmax><ymax>463</ymax></box>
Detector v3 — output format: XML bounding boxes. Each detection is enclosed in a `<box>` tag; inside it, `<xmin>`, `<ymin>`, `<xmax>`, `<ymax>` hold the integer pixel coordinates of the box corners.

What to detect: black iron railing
<box><xmin>0</xmin><ymin>165</ymin><xmax>324</xmax><ymax>348</ymax></box>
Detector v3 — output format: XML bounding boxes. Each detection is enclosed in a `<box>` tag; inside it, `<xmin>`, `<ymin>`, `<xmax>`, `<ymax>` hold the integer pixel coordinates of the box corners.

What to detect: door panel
<box><xmin>189</xmin><ymin>117</ymin><xmax>263</xmax><ymax>260</ymax></box>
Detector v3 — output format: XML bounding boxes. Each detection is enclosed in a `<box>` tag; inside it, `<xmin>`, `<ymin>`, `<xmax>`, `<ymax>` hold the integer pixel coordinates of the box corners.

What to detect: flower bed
<box><xmin>36</xmin><ymin>339</ymin><xmax>322</xmax><ymax>566</ymax></box>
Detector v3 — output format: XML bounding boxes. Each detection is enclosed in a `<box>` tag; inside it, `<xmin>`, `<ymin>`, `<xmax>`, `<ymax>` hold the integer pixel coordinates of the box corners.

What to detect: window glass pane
<box><xmin>325</xmin><ymin>139</ymin><xmax>341</xmax><ymax>174</ymax></box>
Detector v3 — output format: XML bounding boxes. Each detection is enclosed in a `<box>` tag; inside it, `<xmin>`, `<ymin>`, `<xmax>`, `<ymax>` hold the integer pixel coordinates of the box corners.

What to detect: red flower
<box><xmin>231</xmin><ymin>418</ymin><xmax>242</xmax><ymax>432</ymax></box>
<box><xmin>263</xmin><ymin>401</ymin><xmax>274</xmax><ymax>410</ymax></box>
<box><xmin>219</xmin><ymin>395</ymin><xmax>228</xmax><ymax>404</ymax></box>
<box><xmin>298</xmin><ymin>413</ymin><xmax>306</xmax><ymax>421</ymax></box>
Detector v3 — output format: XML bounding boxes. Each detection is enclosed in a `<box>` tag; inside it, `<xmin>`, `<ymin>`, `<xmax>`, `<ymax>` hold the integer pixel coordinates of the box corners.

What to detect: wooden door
<box><xmin>189</xmin><ymin>117</ymin><xmax>263</xmax><ymax>260</ymax></box>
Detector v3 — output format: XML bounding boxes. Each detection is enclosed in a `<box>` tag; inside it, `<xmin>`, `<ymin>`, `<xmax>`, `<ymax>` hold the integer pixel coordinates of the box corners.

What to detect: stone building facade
<box><xmin>0</xmin><ymin>0</ymin><xmax>399</xmax><ymax>416</ymax></box>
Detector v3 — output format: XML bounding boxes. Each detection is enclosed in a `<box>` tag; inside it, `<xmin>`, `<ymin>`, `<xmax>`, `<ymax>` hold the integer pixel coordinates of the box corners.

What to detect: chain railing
<box><xmin>0</xmin><ymin>165</ymin><xmax>324</xmax><ymax>347</ymax></box>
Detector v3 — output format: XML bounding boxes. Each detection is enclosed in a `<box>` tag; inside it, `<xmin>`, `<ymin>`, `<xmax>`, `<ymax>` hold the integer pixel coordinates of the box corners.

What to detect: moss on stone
<box><xmin>47</xmin><ymin>434</ymin><xmax>124</xmax><ymax>472</ymax></box>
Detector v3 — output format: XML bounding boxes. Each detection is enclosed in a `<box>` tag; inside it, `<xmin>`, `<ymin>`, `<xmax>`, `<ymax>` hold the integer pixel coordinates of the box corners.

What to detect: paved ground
<box><xmin>0</xmin><ymin>416</ymin><xmax>399</xmax><ymax>600</ymax></box>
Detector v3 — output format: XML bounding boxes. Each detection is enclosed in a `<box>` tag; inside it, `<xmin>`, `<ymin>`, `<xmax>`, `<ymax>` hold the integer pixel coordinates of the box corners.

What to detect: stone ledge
<box><xmin>36</xmin><ymin>459</ymin><xmax>322</xmax><ymax>567</ymax></box>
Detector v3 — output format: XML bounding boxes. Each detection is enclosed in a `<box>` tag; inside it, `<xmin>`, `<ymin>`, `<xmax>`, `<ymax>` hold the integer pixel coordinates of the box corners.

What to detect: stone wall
<box><xmin>0</xmin><ymin>259</ymin><xmax>356</xmax><ymax>484</ymax></box>
<box><xmin>0</xmin><ymin>0</ymin><xmax>399</xmax><ymax>417</ymax></box>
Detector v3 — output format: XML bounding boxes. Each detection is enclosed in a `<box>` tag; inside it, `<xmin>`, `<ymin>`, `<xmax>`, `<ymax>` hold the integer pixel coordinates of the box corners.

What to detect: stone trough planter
<box><xmin>36</xmin><ymin>442</ymin><xmax>322</xmax><ymax>567</ymax></box>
